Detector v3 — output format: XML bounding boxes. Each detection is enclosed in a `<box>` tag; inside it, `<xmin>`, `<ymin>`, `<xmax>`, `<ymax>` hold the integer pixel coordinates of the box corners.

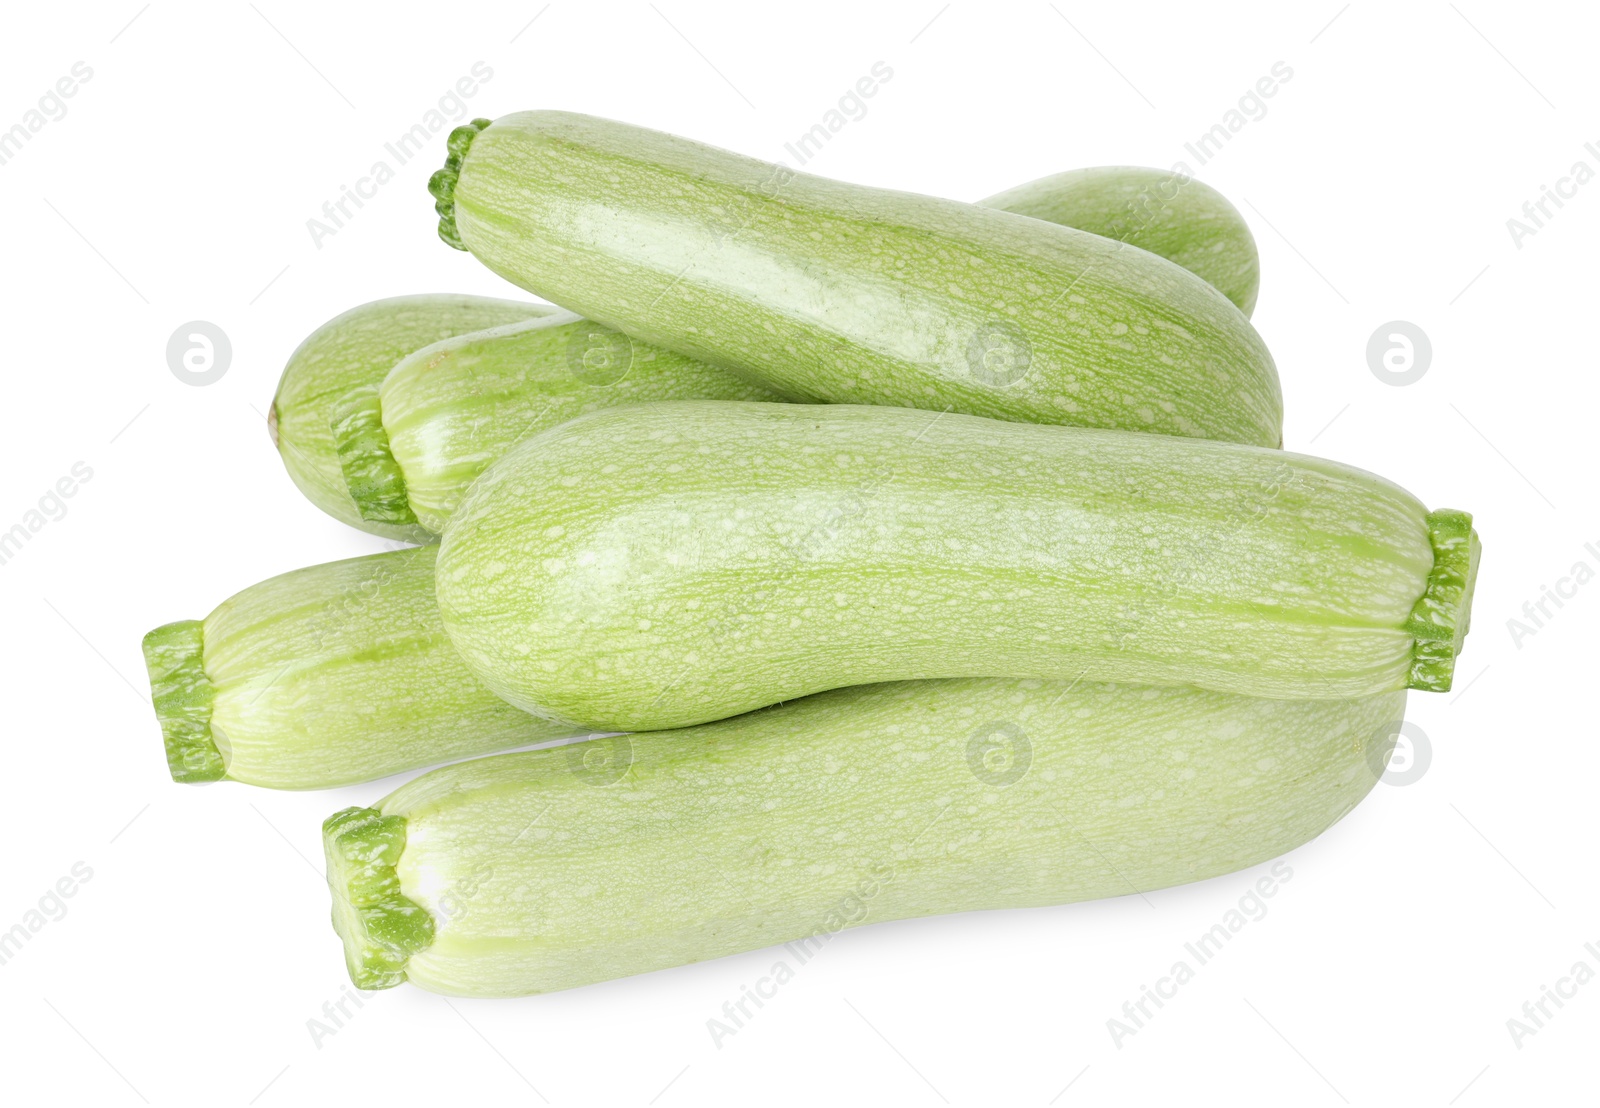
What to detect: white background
<box><xmin>0</xmin><ymin>1</ymin><xmax>1594</xmax><ymax>1104</ymax></box>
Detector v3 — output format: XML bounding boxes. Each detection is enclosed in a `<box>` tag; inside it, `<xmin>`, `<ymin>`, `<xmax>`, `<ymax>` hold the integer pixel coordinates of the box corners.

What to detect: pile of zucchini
<box><xmin>143</xmin><ymin>111</ymin><xmax>1479</xmax><ymax>998</ymax></box>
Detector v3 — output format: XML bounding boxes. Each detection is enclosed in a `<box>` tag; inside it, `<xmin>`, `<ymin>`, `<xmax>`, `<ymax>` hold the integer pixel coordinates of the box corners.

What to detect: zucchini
<box><xmin>340</xmin><ymin>167</ymin><xmax>1260</xmax><ymax>537</ymax></box>
<box><xmin>980</xmin><ymin>167</ymin><xmax>1259</xmax><ymax>316</ymax></box>
<box><xmin>430</xmin><ymin>112</ymin><xmax>1283</xmax><ymax>447</ymax></box>
<box><xmin>270</xmin><ymin>294</ymin><xmax>552</xmax><ymax>541</ymax></box>
<box><xmin>324</xmin><ymin>677</ymin><xmax>1408</xmax><ymax>996</ymax></box>
<box><xmin>339</xmin><ymin>166</ymin><xmax>1261</xmax><ymax>535</ymax></box>
<box><xmin>332</xmin><ymin>311</ymin><xmax>786</xmax><ymax>534</ymax></box>
<box><xmin>140</xmin><ymin>546</ymin><xmax>579</xmax><ymax>789</ymax></box>
<box><xmin>337</xmin><ymin>166</ymin><xmax>1254</xmax><ymax>537</ymax></box>
<box><xmin>436</xmin><ymin>401</ymin><xmax>1479</xmax><ymax>731</ymax></box>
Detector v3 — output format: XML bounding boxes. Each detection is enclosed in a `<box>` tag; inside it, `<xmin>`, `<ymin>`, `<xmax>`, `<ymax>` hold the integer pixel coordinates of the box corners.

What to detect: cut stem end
<box><xmin>428</xmin><ymin>117</ymin><xmax>491</xmax><ymax>251</ymax></box>
<box><xmin>331</xmin><ymin>385</ymin><xmax>420</xmax><ymax>527</ymax></box>
<box><xmin>1405</xmin><ymin>509</ymin><xmax>1480</xmax><ymax>692</ymax></box>
<box><xmin>141</xmin><ymin>620</ymin><xmax>227</xmax><ymax>783</ymax></box>
<box><xmin>323</xmin><ymin>807</ymin><xmax>435</xmax><ymax>990</ymax></box>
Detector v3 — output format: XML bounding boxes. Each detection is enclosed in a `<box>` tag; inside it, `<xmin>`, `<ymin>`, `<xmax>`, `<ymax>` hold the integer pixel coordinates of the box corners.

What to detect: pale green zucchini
<box><xmin>325</xmin><ymin>677</ymin><xmax>1408</xmax><ymax>996</ymax></box>
<box><xmin>430</xmin><ymin>112</ymin><xmax>1283</xmax><ymax>447</ymax></box>
<box><xmin>436</xmin><ymin>402</ymin><xmax>1479</xmax><ymax>731</ymax></box>
<box><xmin>332</xmin><ymin>311</ymin><xmax>787</xmax><ymax>534</ymax></box>
<box><xmin>270</xmin><ymin>294</ymin><xmax>553</xmax><ymax>541</ymax></box>
<box><xmin>980</xmin><ymin>167</ymin><xmax>1259</xmax><ymax>316</ymax></box>
<box><xmin>340</xmin><ymin>165</ymin><xmax>1261</xmax><ymax>535</ymax></box>
<box><xmin>140</xmin><ymin>546</ymin><xmax>581</xmax><ymax>789</ymax></box>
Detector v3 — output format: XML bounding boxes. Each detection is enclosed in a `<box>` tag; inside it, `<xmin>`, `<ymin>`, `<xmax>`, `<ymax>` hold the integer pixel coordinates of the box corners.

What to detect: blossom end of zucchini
<box><xmin>1405</xmin><ymin>509</ymin><xmax>1481</xmax><ymax>692</ymax></box>
<box><xmin>323</xmin><ymin>806</ymin><xmax>435</xmax><ymax>990</ymax></box>
<box><xmin>429</xmin><ymin>117</ymin><xmax>492</xmax><ymax>252</ymax></box>
<box><xmin>141</xmin><ymin>619</ymin><xmax>227</xmax><ymax>784</ymax></box>
<box><xmin>331</xmin><ymin>386</ymin><xmax>420</xmax><ymax>527</ymax></box>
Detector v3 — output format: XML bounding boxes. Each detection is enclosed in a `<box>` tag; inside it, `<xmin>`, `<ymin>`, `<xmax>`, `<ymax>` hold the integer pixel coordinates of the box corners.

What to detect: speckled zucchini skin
<box><xmin>437</xmin><ymin>402</ymin><xmax>1476</xmax><ymax>732</ymax></box>
<box><xmin>442</xmin><ymin>111</ymin><xmax>1283</xmax><ymax>448</ymax></box>
<box><xmin>325</xmin><ymin>678</ymin><xmax>1407</xmax><ymax>996</ymax></box>
<box><xmin>142</xmin><ymin>546</ymin><xmax>579</xmax><ymax>789</ymax></box>
<box><xmin>981</xmin><ymin>166</ymin><xmax>1260</xmax><ymax>316</ymax></box>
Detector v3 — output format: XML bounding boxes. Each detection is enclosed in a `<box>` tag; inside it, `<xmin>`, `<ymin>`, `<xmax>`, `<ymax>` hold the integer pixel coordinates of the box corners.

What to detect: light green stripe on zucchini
<box><xmin>270</xmin><ymin>293</ymin><xmax>555</xmax><ymax>541</ymax></box>
<box><xmin>326</xmin><ymin>678</ymin><xmax>1408</xmax><ymax>996</ymax></box>
<box><xmin>436</xmin><ymin>401</ymin><xmax>1478</xmax><ymax>731</ymax></box>
<box><xmin>436</xmin><ymin>111</ymin><xmax>1283</xmax><ymax>447</ymax></box>
<box><xmin>140</xmin><ymin>547</ymin><xmax>582</xmax><ymax>789</ymax></box>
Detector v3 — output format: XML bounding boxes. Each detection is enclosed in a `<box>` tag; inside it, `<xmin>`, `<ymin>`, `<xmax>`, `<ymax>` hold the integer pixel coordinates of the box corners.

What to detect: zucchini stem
<box><xmin>323</xmin><ymin>807</ymin><xmax>435</xmax><ymax>989</ymax></box>
<box><xmin>141</xmin><ymin>620</ymin><xmax>227</xmax><ymax>783</ymax></box>
<box><xmin>331</xmin><ymin>386</ymin><xmax>418</xmax><ymax>526</ymax></box>
<box><xmin>427</xmin><ymin>118</ymin><xmax>491</xmax><ymax>250</ymax></box>
<box><xmin>1405</xmin><ymin>509</ymin><xmax>1481</xmax><ymax>692</ymax></box>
